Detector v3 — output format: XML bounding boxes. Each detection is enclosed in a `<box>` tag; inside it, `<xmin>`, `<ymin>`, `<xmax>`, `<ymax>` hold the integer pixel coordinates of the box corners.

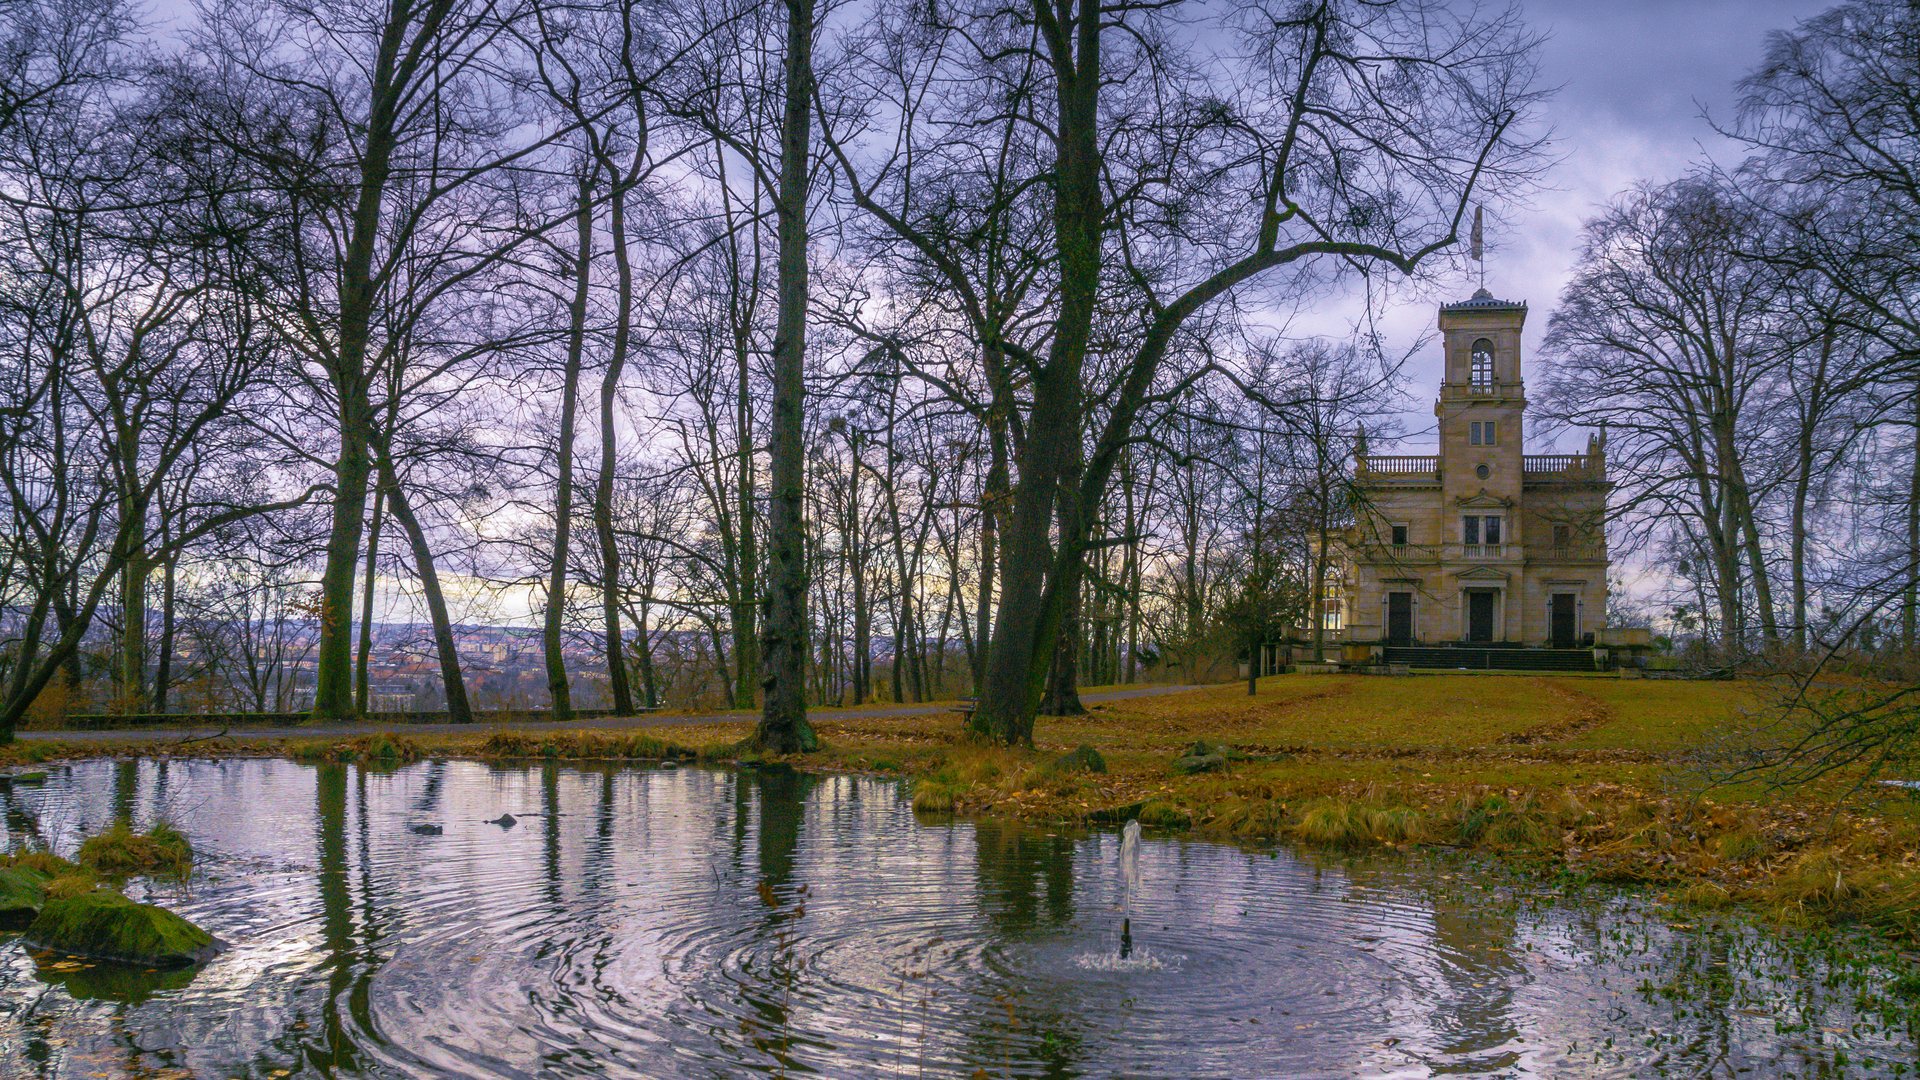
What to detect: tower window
<box><xmin>1470</xmin><ymin>338</ymin><xmax>1495</xmax><ymax>386</ymax></box>
<box><xmin>1469</xmin><ymin>421</ymin><xmax>1497</xmax><ymax>446</ymax></box>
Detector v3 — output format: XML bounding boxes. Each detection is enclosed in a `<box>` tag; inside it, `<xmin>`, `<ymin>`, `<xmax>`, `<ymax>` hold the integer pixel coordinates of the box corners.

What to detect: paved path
<box><xmin>21</xmin><ymin>684</ymin><xmax>1207</xmax><ymax>744</ymax></box>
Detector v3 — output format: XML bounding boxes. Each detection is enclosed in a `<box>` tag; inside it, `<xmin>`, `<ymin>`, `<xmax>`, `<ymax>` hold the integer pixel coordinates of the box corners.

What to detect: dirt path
<box><xmin>1495</xmin><ymin>679</ymin><xmax>1615</xmax><ymax>745</ymax></box>
<box><xmin>20</xmin><ymin>684</ymin><xmax>1209</xmax><ymax>744</ymax></box>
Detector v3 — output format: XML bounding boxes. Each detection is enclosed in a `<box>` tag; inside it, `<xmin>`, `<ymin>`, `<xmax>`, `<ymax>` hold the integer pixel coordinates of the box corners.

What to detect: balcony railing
<box><xmin>1360</xmin><ymin>455</ymin><xmax>1439</xmax><ymax>477</ymax></box>
<box><xmin>1352</xmin><ymin>542</ymin><xmax>1607</xmax><ymax>565</ymax></box>
<box><xmin>1538</xmin><ymin>544</ymin><xmax>1606</xmax><ymax>562</ymax></box>
<box><xmin>1365</xmin><ymin>542</ymin><xmax>1443</xmax><ymax>562</ymax></box>
<box><xmin>1442</xmin><ymin>380</ymin><xmax>1517</xmax><ymax>398</ymax></box>
<box><xmin>1522</xmin><ymin>454</ymin><xmax>1597</xmax><ymax>475</ymax></box>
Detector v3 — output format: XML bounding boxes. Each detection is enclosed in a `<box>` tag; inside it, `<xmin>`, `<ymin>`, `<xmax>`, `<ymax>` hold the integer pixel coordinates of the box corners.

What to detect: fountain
<box><xmin>1119</xmin><ymin>818</ymin><xmax>1141</xmax><ymax>958</ymax></box>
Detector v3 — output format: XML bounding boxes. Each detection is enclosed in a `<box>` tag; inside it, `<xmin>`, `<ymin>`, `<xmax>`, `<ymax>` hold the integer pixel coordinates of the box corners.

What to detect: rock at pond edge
<box><xmin>24</xmin><ymin>891</ymin><xmax>218</xmax><ymax>968</ymax></box>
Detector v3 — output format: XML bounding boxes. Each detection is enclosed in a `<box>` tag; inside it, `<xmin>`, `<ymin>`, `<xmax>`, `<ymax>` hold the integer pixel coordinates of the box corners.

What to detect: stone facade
<box><xmin>1331</xmin><ymin>290</ymin><xmax>1610</xmax><ymax>648</ymax></box>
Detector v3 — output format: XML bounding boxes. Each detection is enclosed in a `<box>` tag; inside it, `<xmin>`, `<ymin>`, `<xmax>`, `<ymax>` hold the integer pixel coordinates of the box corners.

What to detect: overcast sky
<box><xmin>1359</xmin><ymin>0</ymin><xmax>1835</xmax><ymax>450</ymax></box>
<box><xmin>137</xmin><ymin>0</ymin><xmax>1840</xmax><ymax>624</ymax></box>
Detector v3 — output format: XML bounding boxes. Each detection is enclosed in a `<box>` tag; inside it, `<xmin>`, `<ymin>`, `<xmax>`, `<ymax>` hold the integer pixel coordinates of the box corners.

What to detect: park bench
<box><xmin>950</xmin><ymin>696</ymin><xmax>978</xmax><ymax>718</ymax></box>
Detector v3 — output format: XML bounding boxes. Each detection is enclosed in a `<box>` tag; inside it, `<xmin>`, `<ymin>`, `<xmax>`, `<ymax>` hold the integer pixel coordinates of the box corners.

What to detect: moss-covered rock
<box><xmin>0</xmin><ymin>866</ymin><xmax>50</xmax><ymax>929</ymax></box>
<box><xmin>25</xmin><ymin>891</ymin><xmax>218</xmax><ymax>967</ymax></box>
<box><xmin>1051</xmin><ymin>745</ymin><xmax>1107</xmax><ymax>775</ymax></box>
<box><xmin>1172</xmin><ymin>740</ymin><xmax>1228</xmax><ymax>775</ymax></box>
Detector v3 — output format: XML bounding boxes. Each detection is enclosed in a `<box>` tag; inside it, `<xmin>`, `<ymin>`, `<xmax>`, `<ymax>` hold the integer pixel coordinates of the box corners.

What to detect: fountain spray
<box><xmin>1119</xmin><ymin>819</ymin><xmax>1141</xmax><ymax>958</ymax></box>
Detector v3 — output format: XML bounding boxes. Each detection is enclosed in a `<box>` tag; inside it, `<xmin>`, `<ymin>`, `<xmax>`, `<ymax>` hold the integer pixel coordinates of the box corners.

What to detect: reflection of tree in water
<box><xmin>583</xmin><ymin>766</ymin><xmax>616</xmax><ymax>894</ymax></box>
<box><xmin>541</xmin><ymin>763</ymin><xmax>562</xmax><ymax>909</ymax></box>
<box><xmin>973</xmin><ymin>819</ymin><xmax>1075</xmax><ymax>930</ymax></box>
<box><xmin>111</xmin><ymin>760</ymin><xmax>138</xmax><ymax>825</ymax></box>
<box><xmin>410</xmin><ymin>759</ymin><xmax>446</xmax><ymax>814</ymax></box>
<box><xmin>1425</xmin><ymin>893</ymin><xmax>1524</xmax><ymax>1065</ymax></box>
<box><xmin>963</xmin><ymin>819</ymin><xmax>1084</xmax><ymax>1078</ymax></box>
<box><xmin>290</xmin><ymin>762</ymin><xmax>389</xmax><ymax>1071</ymax></box>
<box><xmin>734</xmin><ymin>768</ymin><xmax>823</xmax><ymax>1071</ymax></box>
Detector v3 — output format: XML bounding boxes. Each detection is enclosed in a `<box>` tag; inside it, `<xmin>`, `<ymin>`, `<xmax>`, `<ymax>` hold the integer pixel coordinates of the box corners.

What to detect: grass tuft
<box><xmin>76</xmin><ymin>821</ymin><xmax>193</xmax><ymax>882</ymax></box>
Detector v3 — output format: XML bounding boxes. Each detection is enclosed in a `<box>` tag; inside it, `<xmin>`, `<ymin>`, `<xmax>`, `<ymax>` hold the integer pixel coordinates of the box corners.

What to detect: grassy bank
<box><xmin>6</xmin><ymin>674</ymin><xmax>1918</xmax><ymax>940</ymax></box>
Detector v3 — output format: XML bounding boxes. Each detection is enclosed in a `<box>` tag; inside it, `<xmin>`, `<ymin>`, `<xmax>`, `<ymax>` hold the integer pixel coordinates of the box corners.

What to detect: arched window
<box><xmin>1470</xmin><ymin>338</ymin><xmax>1495</xmax><ymax>386</ymax></box>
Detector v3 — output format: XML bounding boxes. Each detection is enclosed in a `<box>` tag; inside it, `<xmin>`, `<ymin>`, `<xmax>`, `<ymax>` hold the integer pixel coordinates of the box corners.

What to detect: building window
<box><xmin>1391</xmin><ymin>524</ymin><xmax>1408</xmax><ymax>546</ymax></box>
<box><xmin>1470</xmin><ymin>338</ymin><xmax>1495</xmax><ymax>386</ymax></box>
<box><xmin>1553</xmin><ymin>524</ymin><xmax>1571</xmax><ymax>549</ymax></box>
<box><xmin>1469</xmin><ymin>420</ymin><xmax>1498</xmax><ymax>446</ymax></box>
<box><xmin>1463</xmin><ymin>514</ymin><xmax>1502</xmax><ymax>545</ymax></box>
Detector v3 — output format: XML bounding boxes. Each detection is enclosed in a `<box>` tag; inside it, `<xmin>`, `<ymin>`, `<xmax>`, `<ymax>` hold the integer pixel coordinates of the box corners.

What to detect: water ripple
<box><xmin>0</xmin><ymin>759</ymin><xmax>1909</xmax><ymax>1078</ymax></box>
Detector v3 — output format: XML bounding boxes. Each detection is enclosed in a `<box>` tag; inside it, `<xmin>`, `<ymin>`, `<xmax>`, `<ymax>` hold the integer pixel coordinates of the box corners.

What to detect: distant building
<box><xmin>1332</xmin><ymin>290</ymin><xmax>1610</xmax><ymax>649</ymax></box>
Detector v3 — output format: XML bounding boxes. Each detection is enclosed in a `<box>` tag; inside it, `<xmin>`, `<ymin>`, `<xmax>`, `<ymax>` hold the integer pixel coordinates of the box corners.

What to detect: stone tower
<box><xmin>1436</xmin><ymin>289</ymin><xmax>1528</xmax><ymax>537</ymax></box>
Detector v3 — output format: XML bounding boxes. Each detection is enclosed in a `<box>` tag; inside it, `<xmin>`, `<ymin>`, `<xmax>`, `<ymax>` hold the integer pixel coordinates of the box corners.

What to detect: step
<box><xmin>1381</xmin><ymin>647</ymin><xmax>1596</xmax><ymax>673</ymax></box>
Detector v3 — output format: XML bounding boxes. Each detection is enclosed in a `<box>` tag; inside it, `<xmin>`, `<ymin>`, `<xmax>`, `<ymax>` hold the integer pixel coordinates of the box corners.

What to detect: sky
<box><xmin>1360</xmin><ymin>0</ymin><xmax>1835</xmax><ymax>451</ymax></box>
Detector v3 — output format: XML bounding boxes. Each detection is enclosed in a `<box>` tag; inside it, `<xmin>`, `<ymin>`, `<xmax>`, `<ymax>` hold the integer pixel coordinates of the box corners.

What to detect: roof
<box><xmin>1440</xmin><ymin>287</ymin><xmax>1527</xmax><ymax>312</ymax></box>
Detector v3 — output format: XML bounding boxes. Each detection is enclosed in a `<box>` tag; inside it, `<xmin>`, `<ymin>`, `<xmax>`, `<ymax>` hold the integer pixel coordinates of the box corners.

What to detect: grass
<box><xmin>7</xmin><ymin>672</ymin><xmax>1919</xmax><ymax>941</ymax></box>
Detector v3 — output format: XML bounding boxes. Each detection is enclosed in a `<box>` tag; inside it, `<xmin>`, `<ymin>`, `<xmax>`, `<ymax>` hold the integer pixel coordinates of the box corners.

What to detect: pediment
<box><xmin>1453</xmin><ymin>565</ymin><xmax>1510</xmax><ymax>581</ymax></box>
<box><xmin>1453</xmin><ymin>489</ymin><xmax>1513</xmax><ymax>509</ymax></box>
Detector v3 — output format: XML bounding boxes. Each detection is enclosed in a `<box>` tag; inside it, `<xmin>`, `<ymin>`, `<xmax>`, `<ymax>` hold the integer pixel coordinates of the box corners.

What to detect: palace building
<box><xmin>1329</xmin><ymin>289</ymin><xmax>1611</xmax><ymax>657</ymax></box>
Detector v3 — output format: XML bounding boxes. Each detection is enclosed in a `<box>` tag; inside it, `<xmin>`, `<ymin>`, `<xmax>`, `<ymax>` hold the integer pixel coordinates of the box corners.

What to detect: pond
<box><xmin>0</xmin><ymin>758</ymin><xmax>1914</xmax><ymax>1077</ymax></box>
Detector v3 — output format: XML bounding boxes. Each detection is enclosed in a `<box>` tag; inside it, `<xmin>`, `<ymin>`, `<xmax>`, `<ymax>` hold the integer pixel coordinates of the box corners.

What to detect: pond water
<box><xmin>0</xmin><ymin>758</ymin><xmax>1914</xmax><ymax>1078</ymax></box>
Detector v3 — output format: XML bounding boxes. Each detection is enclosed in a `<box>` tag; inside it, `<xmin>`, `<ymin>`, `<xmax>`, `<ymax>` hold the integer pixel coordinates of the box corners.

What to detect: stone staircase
<box><xmin>1382</xmin><ymin>646</ymin><xmax>1597</xmax><ymax>673</ymax></box>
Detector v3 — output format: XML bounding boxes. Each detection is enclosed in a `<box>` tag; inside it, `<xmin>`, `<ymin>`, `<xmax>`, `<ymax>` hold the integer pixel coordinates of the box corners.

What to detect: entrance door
<box><xmin>1467</xmin><ymin>591</ymin><xmax>1495</xmax><ymax>642</ymax></box>
<box><xmin>1551</xmin><ymin>593</ymin><xmax>1578</xmax><ymax>648</ymax></box>
<box><xmin>1386</xmin><ymin>592</ymin><xmax>1413</xmax><ymax>645</ymax></box>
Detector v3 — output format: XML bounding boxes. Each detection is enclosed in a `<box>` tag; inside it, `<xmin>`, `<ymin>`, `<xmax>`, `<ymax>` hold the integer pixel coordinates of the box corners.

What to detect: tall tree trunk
<box><xmin>312</xmin><ymin>36</ymin><xmax>407</xmax><ymax>720</ymax></box>
<box><xmin>116</xmin><ymin>469</ymin><xmax>149</xmax><ymax>713</ymax></box>
<box><xmin>354</xmin><ymin>481</ymin><xmax>386</xmax><ymax>714</ymax></box>
<box><xmin>976</xmin><ymin>0</ymin><xmax>1101</xmax><ymax>744</ymax></box>
<box><xmin>312</xmin><ymin>63</ymin><xmax>403</xmax><ymax>719</ymax></box>
<box><xmin>972</xmin><ymin>400</ymin><xmax>1008</xmax><ymax>689</ymax></box>
<box><xmin>1790</xmin><ymin>431</ymin><xmax>1813</xmax><ymax>654</ymax></box>
<box><xmin>847</xmin><ymin>436</ymin><xmax>869</xmax><ymax>704</ymax></box>
<box><xmin>734</xmin><ymin>326</ymin><xmax>760</xmax><ymax>709</ymax></box>
<box><xmin>1906</xmin><ymin>392</ymin><xmax>1920</xmax><ymax>652</ymax></box>
<box><xmin>544</xmin><ymin>173</ymin><xmax>593</xmax><ymax>721</ymax></box>
<box><xmin>152</xmin><ymin>547</ymin><xmax>176</xmax><ymax>712</ymax></box>
<box><xmin>752</xmin><ymin>0</ymin><xmax>819</xmax><ymax>753</ymax></box>
<box><xmin>594</xmin><ymin>178</ymin><xmax>636</xmax><ymax>716</ymax></box>
<box><xmin>374</xmin><ymin>451</ymin><xmax>473</xmax><ymax>723</ymax></box>
<box><xmin>1041</xmin><ymin>450</ymin><xmax>1087</xmax><ymax>716</ymax></box>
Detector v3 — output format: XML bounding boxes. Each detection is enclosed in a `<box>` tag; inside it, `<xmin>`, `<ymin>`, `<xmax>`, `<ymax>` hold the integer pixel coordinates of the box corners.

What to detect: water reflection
<box><xmin>0</xmin><ymin>758</ymin><xmax>1910</xmax><ymax>1078</ymax></box>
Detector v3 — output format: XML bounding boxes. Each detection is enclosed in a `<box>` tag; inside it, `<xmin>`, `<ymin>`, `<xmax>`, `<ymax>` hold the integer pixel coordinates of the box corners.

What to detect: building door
<box><xmin>1386</xmin><ymin>592</ymin><xmax>1413</xmax><ymax>645</ymax></box>
<box><xmin>1467</xmin><ymin>591</ymin><xmax>1495</xmax><ymax>642</ymax></box>
<box><xmin>1551</xmin><ymin>593</ymin><xmax>1578</xmax><ymax>648</ymax></box>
